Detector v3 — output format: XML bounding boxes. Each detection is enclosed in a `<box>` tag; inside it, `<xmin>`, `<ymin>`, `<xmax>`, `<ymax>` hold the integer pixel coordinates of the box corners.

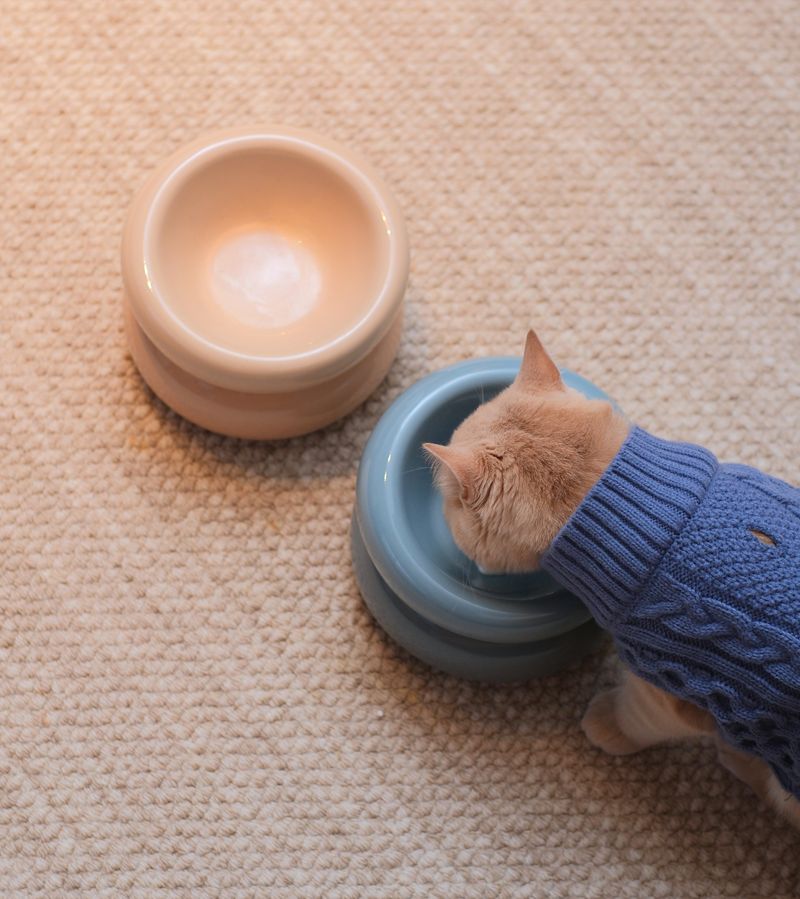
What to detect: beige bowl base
<box><xmin>124</xmin><ymin>299</ymin><xmax>403</xmax><ymax>440</ymax></box>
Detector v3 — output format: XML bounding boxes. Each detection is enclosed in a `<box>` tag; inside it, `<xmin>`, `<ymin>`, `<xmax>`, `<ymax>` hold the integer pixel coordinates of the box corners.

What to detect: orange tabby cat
<box><xmin>424</xmin><ymin>330</ymin><xmax>800</xmax><ymax>829</ymax></box>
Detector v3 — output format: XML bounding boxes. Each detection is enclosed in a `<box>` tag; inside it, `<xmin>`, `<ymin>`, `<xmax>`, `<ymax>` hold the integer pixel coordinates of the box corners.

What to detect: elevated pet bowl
<box><xmin>351</xmin><ymin>357</ymin><xmax>616</xmax><ymax>682</ymax></box>
<box><xmin>121</xmin><ymin>126</ymin><xmax>409</xmax><ymax>439</ymax></box>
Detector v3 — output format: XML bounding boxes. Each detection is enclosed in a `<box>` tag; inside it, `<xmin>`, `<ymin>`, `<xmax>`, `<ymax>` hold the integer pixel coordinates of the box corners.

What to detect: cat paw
<box><xmin>581</xmin><ymin>690</ymin><xmax>643</xmax><ymax>756</ymax></box>
<box><xmin>714</xmin><ymin>735</ymin><xmax>800</xmax><ymax>828</ymax></box>
<box><xmin>715</xmin><ymin>734</ymin><xmax>772</xmax><ymax>796</ymax></box>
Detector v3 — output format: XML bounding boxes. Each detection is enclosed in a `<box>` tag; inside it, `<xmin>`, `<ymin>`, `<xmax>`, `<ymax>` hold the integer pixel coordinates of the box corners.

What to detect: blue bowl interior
<box><xmin>399</xmin><ymin>376</ymin><xmax>565</xmax><ymax>600</ymax></box>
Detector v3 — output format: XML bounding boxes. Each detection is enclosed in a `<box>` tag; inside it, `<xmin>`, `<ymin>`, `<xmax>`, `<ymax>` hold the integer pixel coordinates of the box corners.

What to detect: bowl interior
<box><xmin>397</xmin><ymin>374</ymin><xmax>566</xmax><ymax>601</ymax></box>
<box><xmin>146</xmin><ymin>146</ymin><xmax>390</xmax><ymax>358</ymax></box>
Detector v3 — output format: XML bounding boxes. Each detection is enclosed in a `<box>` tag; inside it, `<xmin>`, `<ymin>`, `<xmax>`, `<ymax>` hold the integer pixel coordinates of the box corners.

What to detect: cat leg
<box><xmin>715</xmin><ymin>735</ymin><xmax>800</xmax><ymax>830</ymax></box>
<box><xmin>582</xmin><ymin>668</ymin><xmax>716</xmax><ymax>756</ymax></box>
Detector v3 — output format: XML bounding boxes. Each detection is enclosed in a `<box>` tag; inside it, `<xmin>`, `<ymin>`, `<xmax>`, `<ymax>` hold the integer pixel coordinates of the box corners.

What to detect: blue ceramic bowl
<box><xmin>351</xmin><ymin>357</ymin><xmax>615</xmax><ymax>681</ymax></box>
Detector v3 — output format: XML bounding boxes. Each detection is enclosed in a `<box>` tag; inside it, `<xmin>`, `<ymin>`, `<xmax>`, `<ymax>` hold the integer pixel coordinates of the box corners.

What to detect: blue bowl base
<box><xmin>350</xmin><ymin>509</ymin><xmax>607</xmax><ymax>683</ymax></box>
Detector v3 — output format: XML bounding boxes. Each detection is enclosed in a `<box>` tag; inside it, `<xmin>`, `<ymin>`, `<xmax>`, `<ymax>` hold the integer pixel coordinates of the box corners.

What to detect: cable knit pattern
<box><xmin>543</xmin><ymin>427</ymin><xmax>800</xmax><ymax>799</ymax></box>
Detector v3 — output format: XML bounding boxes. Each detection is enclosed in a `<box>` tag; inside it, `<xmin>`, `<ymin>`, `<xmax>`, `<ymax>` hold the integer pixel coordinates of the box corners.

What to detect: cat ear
<box><xmin>516</xmin><ymin>329</ymin><xmax>564</xmax><ymax>393</ymax></box>
<box><xmin>423</xmin><ymin>443</ymin><xmax>481</xmax><ymax>503</ymax></box>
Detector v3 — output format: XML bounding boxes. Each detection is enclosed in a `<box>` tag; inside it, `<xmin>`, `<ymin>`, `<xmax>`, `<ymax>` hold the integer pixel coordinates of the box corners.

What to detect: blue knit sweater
<box><xmin>542</xmin><ymin>427</ymin><xmax>800</xmax><ymax>800</ymax></box>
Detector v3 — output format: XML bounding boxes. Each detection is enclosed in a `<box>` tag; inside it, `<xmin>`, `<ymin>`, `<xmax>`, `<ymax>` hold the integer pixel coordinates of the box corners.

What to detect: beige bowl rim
<box><xmin>121</xmin><ymin>125</ymin><xmax>409</xmax><ymax>394</ymax></box>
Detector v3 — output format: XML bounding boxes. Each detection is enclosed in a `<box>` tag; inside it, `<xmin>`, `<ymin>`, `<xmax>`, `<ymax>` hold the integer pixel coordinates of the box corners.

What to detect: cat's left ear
<box><xmin>516</xmin><ymin>329</ymin><xmax>564</xmax><ymax>393</ymax></box>
<box><xmin>423</xmin><ymin>443</ymin><xmax>481</xmax><ymax>504</ymax></box>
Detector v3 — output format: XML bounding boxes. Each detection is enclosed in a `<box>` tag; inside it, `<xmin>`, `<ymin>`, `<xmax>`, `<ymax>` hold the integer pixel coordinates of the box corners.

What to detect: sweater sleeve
<box><xmin>541</xmin><ymin>427</ymin><xmax>718</xmax><ymax>629</ymax></box>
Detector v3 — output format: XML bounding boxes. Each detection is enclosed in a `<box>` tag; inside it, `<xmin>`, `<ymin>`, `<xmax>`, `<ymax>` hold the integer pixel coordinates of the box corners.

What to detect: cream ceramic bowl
<box><xmin>121</xmin><ymin>126</ymin><xmax>409</xmax><ymax>439</ymax></box>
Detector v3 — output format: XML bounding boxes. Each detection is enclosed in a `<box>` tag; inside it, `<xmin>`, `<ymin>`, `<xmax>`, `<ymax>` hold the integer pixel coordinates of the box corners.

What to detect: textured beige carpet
<box><xmin>2</xmin><ymin>0</ymin><xmax>800</xmax><ymax>895</ymax></box>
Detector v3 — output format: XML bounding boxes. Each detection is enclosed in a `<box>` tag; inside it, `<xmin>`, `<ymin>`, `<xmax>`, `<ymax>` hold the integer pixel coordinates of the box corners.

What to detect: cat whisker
<box><xmin>461</xmin><ymin>564</ymin><xmax>481</xmax><ymax>600</ymax></box>
<box><xmin>402</xmin><ymin>465</ymin><xmax>434</xmax><ymax>474</ymax></box>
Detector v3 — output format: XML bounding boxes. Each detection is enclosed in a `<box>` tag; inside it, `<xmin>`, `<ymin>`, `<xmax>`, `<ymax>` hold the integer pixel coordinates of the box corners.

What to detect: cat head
<box><xmin>424</xmin><ymin>330</ymin><xmax>630</xmax><ymax>573</ymax></box>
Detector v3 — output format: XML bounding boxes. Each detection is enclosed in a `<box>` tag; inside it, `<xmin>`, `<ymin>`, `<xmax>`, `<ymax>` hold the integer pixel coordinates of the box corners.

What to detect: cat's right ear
<box><xmin>423</xmin><ymin>443</ymin><xmax>480</xmax><ymax>504</ymax></box>
<box><xmin>516</xmin><ymin>329</ymin><xmax>564</xmax><ymax>393</ymax></box>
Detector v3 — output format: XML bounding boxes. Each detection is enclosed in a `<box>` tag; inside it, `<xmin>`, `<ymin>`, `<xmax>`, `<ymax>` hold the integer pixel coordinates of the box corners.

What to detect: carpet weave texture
<box><xmin>2</xmin><ymin>1</ymin><xmax>800</xmax><ymax>896</ymax></box>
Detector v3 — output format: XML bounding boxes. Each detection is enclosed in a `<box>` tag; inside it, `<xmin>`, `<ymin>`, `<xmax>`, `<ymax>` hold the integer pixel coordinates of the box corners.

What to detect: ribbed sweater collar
<box><xmin>541</xmin><ymin>426</ymin><xmax>718</xmax><ymax>628</ymax></box>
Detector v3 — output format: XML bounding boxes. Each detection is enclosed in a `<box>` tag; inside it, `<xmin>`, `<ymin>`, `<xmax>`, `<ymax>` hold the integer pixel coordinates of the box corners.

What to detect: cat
<box><xmin>424</xmin><ymin>329</ymin><xmax>800</xmax><ymax>829</ymax></box>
